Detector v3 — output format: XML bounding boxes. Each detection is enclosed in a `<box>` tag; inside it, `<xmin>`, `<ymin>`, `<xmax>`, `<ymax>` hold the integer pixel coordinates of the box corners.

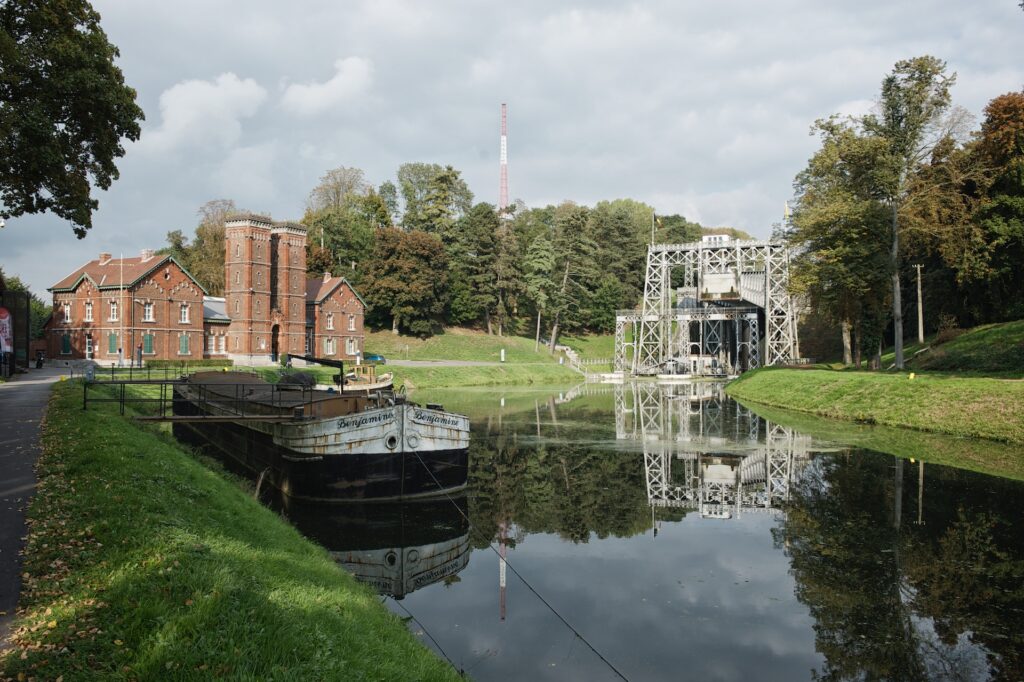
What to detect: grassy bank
<box><xmin>261</xmin><ymin>362</ymin><xmax>581</xmax><ymax>390</ymax></box>
<box><xmin>0</xmin><ymin>381</ymin><xmax>460</xmax><ymax>681</ymax></box>
<box><xmin>726</xmin><ymin>368</ymin><xmax>1024</xmax><ymax>445</ymax></box>
<box><xmin>364</xmin><ymin>327</ymin><xmax>558</xmax><ymax>363</ymax></box>
<box><xmin>736</xmin><ymin>399</ymin><xmax>1024</xmax><ymax>481</ymax></box>
<box><xmin>911</xmin><ymin>319</ymin><xmax>1024</xmax><ymax>375</ymax></box>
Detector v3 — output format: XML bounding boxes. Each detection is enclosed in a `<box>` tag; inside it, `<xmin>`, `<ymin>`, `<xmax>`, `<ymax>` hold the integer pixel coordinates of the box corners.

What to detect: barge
<box><xmin>172</xmin><ymin>365</ymin><xmax>469</xmax><ymax>503</ymax></box>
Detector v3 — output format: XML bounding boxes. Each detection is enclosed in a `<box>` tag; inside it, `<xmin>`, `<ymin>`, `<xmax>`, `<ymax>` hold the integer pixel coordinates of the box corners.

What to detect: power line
<box><xmin>388</xmin><ymin>595</ymin><xmax>465</xmax><ymax>678</ymax></box>
<box><xmin>412</xmin><ymin>451</ymin><xmax>631</xmax><ymax>682</ymax></box>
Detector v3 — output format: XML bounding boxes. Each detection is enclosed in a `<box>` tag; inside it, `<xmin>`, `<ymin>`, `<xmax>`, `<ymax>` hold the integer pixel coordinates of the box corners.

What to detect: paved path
<box><xmin>0</xmin><ymin>366</ymin><xmax>67</xmax><ymax>651</ymax></box>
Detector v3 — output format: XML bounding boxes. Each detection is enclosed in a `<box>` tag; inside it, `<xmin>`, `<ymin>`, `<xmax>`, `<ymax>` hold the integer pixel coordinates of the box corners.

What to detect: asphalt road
<box><xmin>0</xmin><ymin>366</ymin><xmax>65</xmax><ymax>651</ymax></box>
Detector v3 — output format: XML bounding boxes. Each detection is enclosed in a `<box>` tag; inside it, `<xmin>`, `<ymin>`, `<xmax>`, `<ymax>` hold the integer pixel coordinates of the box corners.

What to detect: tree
<box><xmin>448</xmin><ymin>203</ymin><xmax>498</xmax><ymax>328</ymax></box>
<box><xmin>547</xmin><ymin>202</ymin><xmax>597</xmax><ymax>350</ymax></box>
<box><xmin>362</xmin><ymin>228</ymin><xmax>449</xmax><ymax>336</ymax></box>
<box><xmin>523</xmin><ymin>235</ymin><xmax>555</xmax><ymax>350</ymax></box>
<box><xmin>158</xmin><ymin>200</ymin><xmax>239</xmax><ymax>295</ymax></box>
<box><xmin>0</xmin><ymin>0</ymin><xmax>144</xmax><ymax>237</ymax></box>
<box><xmin>863</xmin><ymin>56</ymin><xmax>956</xmax><ymax>368</ymax></box>
<box><xmin>396</xmin><ymin>162</ymin><xmax>472</xmax><ymax>231</ymax></box>
<box><xmin>790</xmin><ymin>118</ymin><xmax>892</xmax><ymax>366</ymax></box>
<box><xmin>307</xmin><ymin>166</ymin><xmax>368</xmax><ymax>212</ymax></box>
<box><xmin>377</xmin><ymin>180</ymin><xmax>400</xmax><ymax>225</ymax></box>
<box><xmin>188</xmin><ymin>199</ymin><xmax>237</xmax><ymax>295</ymax></box>
<box><xmin>0</xmin><ymin>269</ymin><xmax>50</xmax><ymax>339</ymax></box>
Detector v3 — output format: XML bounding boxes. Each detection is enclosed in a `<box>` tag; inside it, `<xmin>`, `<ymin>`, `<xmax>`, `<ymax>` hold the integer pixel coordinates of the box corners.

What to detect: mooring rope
<box><xmin>412</xmin><ymin>450</ymin><xmax>631</xmax><ymax>682</ymax></box>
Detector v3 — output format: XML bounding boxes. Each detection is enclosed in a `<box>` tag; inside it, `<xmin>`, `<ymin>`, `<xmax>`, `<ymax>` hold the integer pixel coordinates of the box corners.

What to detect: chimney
<box><xmin>140</xmin><ymin>248</ymin><xmax>154</xmax><ymax>262</ymax></box>
<box><xmin>98</xmin><ymin>252</ymin><xmax>112</xmax><ymax>264</ymax></box>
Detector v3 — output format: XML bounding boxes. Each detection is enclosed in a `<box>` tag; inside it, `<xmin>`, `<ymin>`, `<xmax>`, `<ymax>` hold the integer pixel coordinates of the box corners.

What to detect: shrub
<box><xmin>144</xmin><ymin>358</ymin><xmax>233</xmax><ymax>369</ymax></box>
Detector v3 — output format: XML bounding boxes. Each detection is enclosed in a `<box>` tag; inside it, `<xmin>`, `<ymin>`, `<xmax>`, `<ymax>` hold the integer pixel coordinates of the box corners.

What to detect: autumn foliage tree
<box><xmin>362</xmin><ymin>228</ymin><xmax>449</xmax><ymax>336</ymax></box>
<box><xmin>0</xmin><ymin>0</ymin><xmax>144</xmax><ymax>237</ymax></box>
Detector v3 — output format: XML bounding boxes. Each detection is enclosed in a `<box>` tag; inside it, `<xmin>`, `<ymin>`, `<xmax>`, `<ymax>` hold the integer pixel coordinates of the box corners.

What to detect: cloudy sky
<box><xmin>2</xmin><ymin>0</ymin><xmax>1023</xmax><ymax>294</ymax></box>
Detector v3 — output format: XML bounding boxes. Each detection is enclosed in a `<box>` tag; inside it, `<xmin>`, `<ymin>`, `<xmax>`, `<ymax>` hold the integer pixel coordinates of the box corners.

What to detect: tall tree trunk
<box><xmin>841</xmin><ymin>320</ymin><xmax>853</xmax><ymax>366</ymax></box>
<box><xmin>548</xmin><ymin>261</ymin><xmax>571</xmax><ymax>353</ymax></box>
<box><xmin>534</xmin><ymin>310</ymin><xmax>542</xmax><ymax>352</ymax></box>
<box><xmin>853</xmin><ymin>322</ymin><xmax>862</xmax><ymax>369</ymax></box>
<box><xmin>891</xmin><ymin>203</ymin><xmax>904</xmax><ymax>369</ymax></box>
<box><xmin>872</xmin><ymin>339</ymin><xmax>882</xmax><ymax>370</ymax></box>
<box><xmin>548</xmin><ymin>318</ymin><xmax>560</xmax><ymax>353</ymax></box>
<box><xmin>485</xmin><ymin>311</ymin><xmax>492</xmax><ymax>335</ymax></box>
<box><xmin>392</xmin><ymin>314</ymin><xmax>399</xmax><ymax>335</ymax></box>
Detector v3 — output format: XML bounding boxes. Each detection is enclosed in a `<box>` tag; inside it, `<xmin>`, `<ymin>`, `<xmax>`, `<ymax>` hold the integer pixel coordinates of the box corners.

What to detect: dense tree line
<box><xmin>301</xmin><ymin>162</ymin><xmax>721</xmax><ymax>344</ymax></box>
<box><xmin>789</xmin><ymin>55</ymin><xmax>1024</xmax><ymax>366</ymax></box>
<box><xmin>166</xmin><ymin>161</ymin><xmax>733</xmax><ymax>345</ymax></box>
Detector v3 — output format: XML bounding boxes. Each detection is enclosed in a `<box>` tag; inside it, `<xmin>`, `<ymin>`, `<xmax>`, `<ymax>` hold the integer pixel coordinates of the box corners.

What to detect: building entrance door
<box><xmin>271</xmin><ymin>324</ymin><xmax>280</xmax><ymax>361</ymax></box>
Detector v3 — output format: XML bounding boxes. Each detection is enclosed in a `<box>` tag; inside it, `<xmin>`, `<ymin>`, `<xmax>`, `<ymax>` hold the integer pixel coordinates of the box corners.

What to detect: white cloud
<box><xmin>281</xmin><ymin>57</ymin><xmax>373</xmax><ymax>117</ymax></box>
<box><xmin>137</xmin><ymin>73</ymin><xmax>267</xmax><ymax>154</ymax></box>
<box><xmin>212</xmin><ymin>143</ymin><xmax>280</xmax><ymax>209</ymax></box>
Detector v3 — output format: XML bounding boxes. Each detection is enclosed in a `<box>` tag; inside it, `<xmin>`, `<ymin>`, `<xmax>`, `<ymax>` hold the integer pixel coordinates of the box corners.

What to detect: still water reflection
<box><xmin>283</xmin><ymin>382</ymin><xmax>1024</xmax><ymax>681</ymax></box>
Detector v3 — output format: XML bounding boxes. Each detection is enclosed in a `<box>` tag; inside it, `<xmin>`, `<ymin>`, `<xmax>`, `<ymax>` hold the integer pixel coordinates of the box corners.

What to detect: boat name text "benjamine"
<box><xmin>413</xmin><ymin>410</ymin><xmax>463</xmax><ymax>428</ymax></box>
<box><xmin>336</xmin><ymin>409</ymin><xmax>395</xmax><ymax>430</ymax></box>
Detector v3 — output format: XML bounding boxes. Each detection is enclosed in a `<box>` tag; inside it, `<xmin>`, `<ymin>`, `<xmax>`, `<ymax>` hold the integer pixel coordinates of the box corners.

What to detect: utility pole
<box><xmin>914</xmin><ymin>264</ymin><xmax>924</xmax><ymax>344</ymax></box>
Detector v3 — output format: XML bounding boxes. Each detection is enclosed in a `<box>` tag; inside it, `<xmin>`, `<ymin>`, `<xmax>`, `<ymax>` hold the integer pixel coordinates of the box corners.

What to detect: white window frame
<box><xmin>217</xmin><ymin>334</ymin><xmax>225</xmax><ymax>354</ymax></box>
<box><xmin>109</xmin><ymin>300</ymin><xmax>118</xmax><ymax>322</ymax></box>
<box><xmin>179</xmin><ymin>303</ymin><xmax>190</xmax><ymax>324</ymax></box>
<box><xmin>346</xmin><ymin>337</ymin><xmax>355</xmax><ymax>355</ymax></box>
<box><xmin>143</xmin><ymin>302</ymin><xmax>154</xmax><ymax>322</ymax></box>
<box><xmin>62</xmin><ymin>302</ymin><xmax>71</xmax><ymax>324</ymax></box>
<box><xmin>348</xmin><ymin>314</ymin><xmax>355</xmax><ymax>331</ymax></box>
<box><xmin>84</xmin><ymin>302</ymin><xmax>93</xmax><ymax>322</ymax></box>
<box><xmin>326</xmin><ymin>312</ymin><xmax>334</xmax><ymax>330</ymax></box>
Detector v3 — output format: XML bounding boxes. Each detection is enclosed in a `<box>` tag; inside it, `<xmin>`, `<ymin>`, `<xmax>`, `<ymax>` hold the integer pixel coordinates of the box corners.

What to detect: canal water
<box><xmin>281</xmin><ymin>382</ymin><xmax>1024</xmax><ymax>681</ymax></box>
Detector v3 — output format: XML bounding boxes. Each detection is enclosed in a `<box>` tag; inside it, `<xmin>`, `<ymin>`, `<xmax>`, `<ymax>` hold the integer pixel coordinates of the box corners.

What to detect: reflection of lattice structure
<box><xmin>616</xmin><ymin>381</ymin><xmax>811</xmax><ymax>519</ymax></box>
<box><xmin>615</xmin><ymin>240</ymin><xmax>796</xmax><ymax>375</ymax></box>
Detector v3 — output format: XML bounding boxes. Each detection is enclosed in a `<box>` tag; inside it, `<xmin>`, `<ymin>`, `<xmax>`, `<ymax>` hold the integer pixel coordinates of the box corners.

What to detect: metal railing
<box><xmin>82</xmin><ymin>376</ymin><xmax>312</xmax><ymax>421</ymax></box>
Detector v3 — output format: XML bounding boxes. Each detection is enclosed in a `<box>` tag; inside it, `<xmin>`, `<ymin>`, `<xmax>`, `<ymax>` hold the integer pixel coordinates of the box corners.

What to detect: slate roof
<box><xmin>305</xmin><ymin>275</ymin><xmax>366</xmax><ymax>307</ymax></box>
<box><xmin>202</xmin><ymin>296</ymin><xmax>231</xmax><ymax>323</ymax></box>
<box><xmin>49</xmin><ymin>254</ymin><xmax>208</xmax><ymax>294</ymax></box>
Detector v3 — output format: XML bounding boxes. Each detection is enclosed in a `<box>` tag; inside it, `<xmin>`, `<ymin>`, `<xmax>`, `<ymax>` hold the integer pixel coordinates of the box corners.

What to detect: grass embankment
<box><xmin>364</xmin><ymin>327</ymin><xmax>557</xmax><ymax>363</ymax></box>
<box><xmin>911</xmin><ymin>319</ymin><xmax>1024</xmax><ymax>375</ymax></box>
<box><xmin>726</xmin><ymin>368</ymin><xmax>1024</xmax><ymax>445</ymax></box>
<box><xmin>0</xmin><ymin>381</ymin><xmax>460</xmax><ymax>681</ymax></box>
<box><xmin>261</xmin><ymin>363</ymin><xmax>580</xmax><ymax>391</ymax></box>
<box><xmin>736</xmin><ymin>400</ymin><xmax>1024</xmax><ymax>481</ymax></box>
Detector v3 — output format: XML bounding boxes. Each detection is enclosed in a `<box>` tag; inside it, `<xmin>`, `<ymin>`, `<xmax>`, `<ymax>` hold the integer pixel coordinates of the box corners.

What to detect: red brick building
<box><xmin>46</xmin><ymin>214</ymin><xmax>366</xmax><ymax>365</ymax></box>
<box><xmin>46</xmin><ymin>250</ymin><xmax>207</xmax><ymax>362</ymax></box>
<box><xmin>305</xmin><ymin>274</ymin><xmax>366</xmax><ymax>360</ymax></box>
<box><xmin>224</xmin><ymin>215</ymin><xmax>308</xmax><ymax>364</ymax></box>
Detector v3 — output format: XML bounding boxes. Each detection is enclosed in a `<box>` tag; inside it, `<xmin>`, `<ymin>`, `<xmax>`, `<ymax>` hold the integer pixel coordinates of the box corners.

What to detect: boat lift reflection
<box><xmin>615</xmin><ymin>382</ymin><xmax>811</xmax><ymax>519</ymax></box>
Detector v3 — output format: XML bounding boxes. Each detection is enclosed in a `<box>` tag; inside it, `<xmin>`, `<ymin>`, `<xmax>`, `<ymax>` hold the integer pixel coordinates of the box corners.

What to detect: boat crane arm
<box><xmin>289</xmin><ymin>355</ymin><xmax>344</xmax><ymax>385</ymax></box>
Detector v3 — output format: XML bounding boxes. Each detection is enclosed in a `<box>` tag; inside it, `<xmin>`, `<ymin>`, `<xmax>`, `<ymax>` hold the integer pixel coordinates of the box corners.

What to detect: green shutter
<box><xmin>61</xmin><ymin>333</ymin><xmax>71</xmax><ymax>354</ymax></box>
<box><xmin>143</xmin><ymin>334</ymin><xmax>153</xmax><ymax>354</ymax></box>
<box><xmin>179</xmin><ymin>334</ymin><xmax>189</xmax><ymax>355</ymax></box>
<box><xmin>109</xmin><ymin>333</ymin><xmax>117</xmax><ymax>354</ymax></box>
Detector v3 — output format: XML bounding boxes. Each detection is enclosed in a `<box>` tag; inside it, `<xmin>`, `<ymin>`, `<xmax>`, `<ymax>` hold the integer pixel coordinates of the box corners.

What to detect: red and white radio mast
<box><xmin>498</xmin><ymin>103</ymin><xmax>509</xmax><ymax>214</ymax></box>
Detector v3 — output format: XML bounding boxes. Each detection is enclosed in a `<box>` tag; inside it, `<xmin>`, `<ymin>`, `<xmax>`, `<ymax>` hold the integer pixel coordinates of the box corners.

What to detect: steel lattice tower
<box><xmin>498</xmin><ymin>103</ymin><xmax>509</xmax><ymax>213</ymax></box>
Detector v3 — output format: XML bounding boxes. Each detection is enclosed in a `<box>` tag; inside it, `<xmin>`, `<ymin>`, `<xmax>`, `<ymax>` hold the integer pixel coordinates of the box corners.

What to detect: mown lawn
<box><xmin>912</xmin><ymin>319</ymin><xmax>1024</xmax><ymax>375</ymax></box>
<box><xmin>726</xmin><ymin>368</ymin><xmax>1024</xmax><ymax>445</ymax></box>
<box><xmin>363</xmin><ymin>327</ymin><xmax>558</xmax><ymax>363</ymax></box>
<box><xmin>0</xmin><ymin>381</ymin><xmax>461</xmax><ymax>681</ymax></box>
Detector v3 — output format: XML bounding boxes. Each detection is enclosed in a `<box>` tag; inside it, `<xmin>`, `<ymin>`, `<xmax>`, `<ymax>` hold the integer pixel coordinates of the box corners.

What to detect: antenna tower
<box><xmin>499</xmin><ymin>103</ymin><xmax>509</xmax><ymax>214</ymax></box>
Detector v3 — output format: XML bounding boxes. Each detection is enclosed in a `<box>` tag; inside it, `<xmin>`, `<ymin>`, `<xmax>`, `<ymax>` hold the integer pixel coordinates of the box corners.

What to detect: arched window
<box><xmin>179</xmin><ymin>303</ymin><xmax>190</xmax><ymax>323</ymax></box>
<box><xmin>326</xmin><ymin>312</ymin><xmax>334</xmax><ymax>330</ymax></box>
<box><xmin>235</xmin><ymin>243</ymin><xmax>241</xmax><ymax>258</ymax></box>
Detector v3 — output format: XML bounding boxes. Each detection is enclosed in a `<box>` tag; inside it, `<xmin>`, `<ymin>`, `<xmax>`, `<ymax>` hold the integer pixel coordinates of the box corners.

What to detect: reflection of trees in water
<box><xmin>779</xmin><ymin>454</ymin><xmax>1024</xmax><ymax>680</ymax></box>
<box><xmin>467</xmin><ymin>409</ymin><xmax>656</xmax><ymax>549</ymax></box>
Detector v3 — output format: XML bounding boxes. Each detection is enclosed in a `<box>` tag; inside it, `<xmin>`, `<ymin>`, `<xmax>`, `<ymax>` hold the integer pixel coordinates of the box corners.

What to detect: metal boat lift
<box><xmin>614</xmin><ymin>239</ymin><xmax>798</xmax><ymax>376</ymax></box>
